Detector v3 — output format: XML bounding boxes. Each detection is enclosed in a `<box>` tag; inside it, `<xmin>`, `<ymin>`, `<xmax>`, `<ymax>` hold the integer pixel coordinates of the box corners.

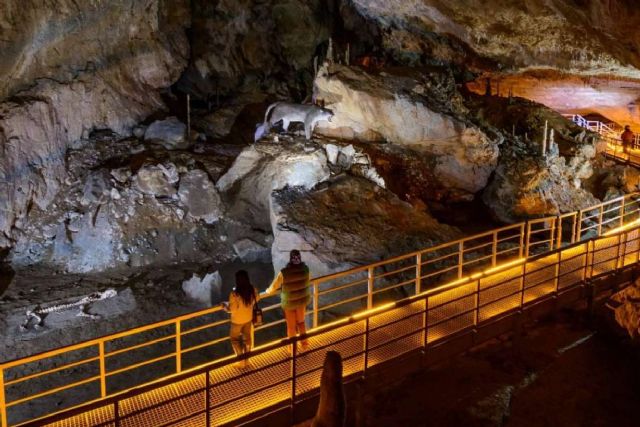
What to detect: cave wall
<box><xmin>0</xmin><ymin>0</ymin><xmax>190</xmax><ymax>248</ymax></box>
<box><xmin>351</xmin><ymin>0</ymin><xmax>640</xmax><ymax>76</ymax></box>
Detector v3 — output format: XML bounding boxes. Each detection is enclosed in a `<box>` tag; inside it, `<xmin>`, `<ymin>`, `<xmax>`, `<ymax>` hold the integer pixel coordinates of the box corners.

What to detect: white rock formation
<box><xmin>217</xmin><ymin>144</ymin><xmax>331</xmax><ymax>228</ymax></box>
<box><xmin>144</xmin><ymin>117</ymin><xmax>189</xmax><ymax>150</ymax></box>
<box><xmin>134</xmin><ymin>164</ymin><xmax>178</xmax><ymax>197</ymax></box>
<box><xmin>182</xmin><ymin>271</ymin><xmax>222</xmax><ymax>306</ymax></box>
<box><xmin>178</xmin><ymin>170</ymin><xmax>223</xmax><ymax>223</ymax></box>
<box><xmin>233</xmin><ymin>238</ymin><xmax>270</xmax><ymax>263</ymax></box>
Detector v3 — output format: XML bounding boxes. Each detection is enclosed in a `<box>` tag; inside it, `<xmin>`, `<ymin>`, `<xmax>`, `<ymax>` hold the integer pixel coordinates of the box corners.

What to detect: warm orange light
<box><xmin>605</xmin><ymin>219</ymin><xmax>640</xmax><ymax>236</ymax></box>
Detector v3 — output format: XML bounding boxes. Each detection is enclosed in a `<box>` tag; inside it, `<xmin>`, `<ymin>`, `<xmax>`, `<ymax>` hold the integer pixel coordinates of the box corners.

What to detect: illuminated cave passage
<box><xmin>1</xmin><ymin>1</ymin><xmax>640</xmax><ymax>426</ymax></box>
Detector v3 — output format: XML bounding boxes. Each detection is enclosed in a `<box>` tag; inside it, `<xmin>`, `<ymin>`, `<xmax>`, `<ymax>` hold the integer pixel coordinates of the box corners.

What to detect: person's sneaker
<box><xmin>234</xmin><ymin>360</ymin><xmax>247</xmax><ymax>369</ymax></box>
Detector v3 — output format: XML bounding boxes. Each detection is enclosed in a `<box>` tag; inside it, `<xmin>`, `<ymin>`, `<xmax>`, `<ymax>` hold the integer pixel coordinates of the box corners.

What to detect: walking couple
<box><xmin>223</xmin><ymin>249</ymin><xmax>311</xmax><ymax>368</ymax></box>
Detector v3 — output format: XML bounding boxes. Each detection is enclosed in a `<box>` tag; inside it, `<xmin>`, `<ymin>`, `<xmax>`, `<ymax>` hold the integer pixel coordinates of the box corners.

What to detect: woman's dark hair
<box><xmin>234</xmin><ymin>270</ymin><xmax>255</xmax><ymax>306</ymax></box>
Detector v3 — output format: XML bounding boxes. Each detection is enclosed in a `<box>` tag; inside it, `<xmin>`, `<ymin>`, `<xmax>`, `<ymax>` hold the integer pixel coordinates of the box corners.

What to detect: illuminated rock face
<box><xmin>217</xmin><ymin>144</ymin><xmax>332</xmax><ymax>229</ymax></box>
<box><xmin>352</xmin><ymin>0</ymin><xmax>640</xmax><ymax>129</ymax></box>
<box><xmin>314</xmin><ymin>65</ymin><xmax>500</xmax><ymax>202</ymax></box>
<box><xmin>609</xmin><ymin>280</ymin><xmax>640</xmax><ymax>340</ymax></box>
<box><xmin>270</xmin><ymin>175</ymin><xmax>459</xmax><ymax>277</ymax></box>
<box><xmin>467</xmin><ymin>73</ymin><xmax>640</xmax><ymax>132</ymax></box>
<box><xmin>483</xmin><ymin>141</ymin><xmax>599</xmax><ymax>223</ymax></box>
<box><xmin>351</xmin><ymin>0</ymin><xmax>640</xmax><ymax>78</ymax></box>
<box><xmin>0</xmin><ymin>0</ymin><xmax>190</xmax><ymax>249</ymax></box>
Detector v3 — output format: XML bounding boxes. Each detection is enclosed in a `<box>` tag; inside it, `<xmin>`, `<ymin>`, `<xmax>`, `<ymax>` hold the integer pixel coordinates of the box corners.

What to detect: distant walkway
<box><xmin>563</xmin><ymin>114</ymin><xmax>640</xmax><ymax>167</ymax></box>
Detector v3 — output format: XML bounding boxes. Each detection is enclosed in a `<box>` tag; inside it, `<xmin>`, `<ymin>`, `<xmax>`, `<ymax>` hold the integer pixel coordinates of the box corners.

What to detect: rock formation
<box><xmin>607</xmin><ymin>279</ymin><xmax>640</xmax><ymax>341</ymax></box>
<box><xmin>312</xmin><ymin>351</ymin><xmax>346</xmax><ymax>427</ymax></box>
<box><xmin>314</xmin><ymin>64</ymin><xmax>500</xmax><ymax>202</ymax></box>
<box><xmin>271</xmin><ymin>174</ymin><xmax>459</xmax><ymax>276</ymax></box>
<box><xmin>0</xmin><ymin>0</ymin><xmax>190</xmax><ymax>250</ymax></box>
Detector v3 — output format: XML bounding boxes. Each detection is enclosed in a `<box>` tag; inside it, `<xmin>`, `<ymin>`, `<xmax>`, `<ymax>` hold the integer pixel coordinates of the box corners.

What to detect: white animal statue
<box><xmin>20</xmin><ymin>288</ymin><xmax>118</xmax><ymax>330</ymax></box>
<box><xmin>254</xmin><ymin>102</ymin><xmax>334</xmax><ymax>141</ymax></box>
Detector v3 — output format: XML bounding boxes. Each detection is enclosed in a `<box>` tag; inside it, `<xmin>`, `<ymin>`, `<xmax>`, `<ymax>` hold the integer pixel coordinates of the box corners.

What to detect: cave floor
<box><xmin>349</xmin><ymin>308</ymin><xmax>639</xmax><ymax>427</ymax></box>
<box><xmin>0</xmin><ymin>260</ymin><xmax>275</xmax><ymax>362</ymax></box>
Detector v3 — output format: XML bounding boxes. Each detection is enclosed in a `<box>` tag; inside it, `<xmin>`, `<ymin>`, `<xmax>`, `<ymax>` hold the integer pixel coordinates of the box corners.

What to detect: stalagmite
<box><xmin>542</xmin><ymin>120</ymin><xmax>548</xmax><ymax>157</ymax></box>
<box><xmin>311</xmin><ymin>351</ymin><xmax>346</xmax><ymax>427</ymax></box>
<box><xmin>327</xmin><ymin>37</ymin><xmax>334</xmax><ymax>63</ymax></box>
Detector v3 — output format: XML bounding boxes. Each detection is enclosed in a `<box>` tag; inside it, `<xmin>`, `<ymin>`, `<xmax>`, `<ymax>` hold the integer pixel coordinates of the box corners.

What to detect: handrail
<box><xmin>563</xmin><ymin>114</ymin><xmax>640</xmax><ymax>164</ymax></box>
<box><xmin>1</xmin><ymin>193</ymin><xmax>640</xmax><ymax>426</ymax></box>
<box><xmin>17</xmin><ymin>221</ymin><xmax>640</xmax><ymax>427</ymax></box>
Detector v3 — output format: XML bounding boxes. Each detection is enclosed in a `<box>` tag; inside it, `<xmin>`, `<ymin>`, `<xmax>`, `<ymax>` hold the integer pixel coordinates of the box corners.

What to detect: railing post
<box><xmin>415</xmin><ymin>252</ymin><xmax>422</xmax><ymax>295</ymax></box>
<box><xmin>554</xmin><ymin>250</ymin><xmax>561</xmax><ymax>294</ymax></box>
<box><xmin>367</xmin><ymin>267</ymin><xmax>374</xmax><ymax>309</ymax></box>
<box><xmin>363</xmin><ymin>318</ymin><xmax>370</xmax><ymax>377</ymax></box>
<box><xmin>474</xmin><ymin>279</ymin><xmax>480</xmax><ymax>327</ymax></box>
<box><xmin>597</xmin><ymin>206</ymin><xmax>604</xmax><ymax>236</ymax></box>
<box><xmin>114</xmin><ymin>399</ymin><xmax>120</xmax><ymax>427</ymax></box>
<box><xmin>525</xmin><ymin>221</ymin><xmax>531</xmax><ymax>257</ymax></box>
<box><xmin>458</xmin><ymin>241</ymin><xmax>464</xmax><ymax>278</ymax></box>
<box><xmin>556</xmin><ymin>216</ymin><xmax>563</xmax><ymax>249</ymax></box>
<box><xmin>620</xmin><ymin>197</ymin><xmax>626</xmax><ymax>227</ymax></box>
<box><xmin>0</xmin><ymin>366</ymin><xmax>7</xmax><ymax>427</ymax></box>
<box><xmin>422</xmin><ymin>295</ymin><xmax>429</xmax><ymax>350</ymax></box>
<box><xmin>549</xmin><ymin>218</ymin><xmax>556</xmax><ymax>252</ymax></box>
<box><xmin>99</xmin><ymin>340</ymin><xmax>107</xmax><ymax>398</ymax></box>
<box><xmin>205</xmin><ymin>370</ymin><xmax>211</xmax><ymax>426</ymax></box>
<box><xmin>518</xmin><ymin>223</ymin><xmax>525</xmax><ymax>258</ymax></box>
<box><xmin>576</xmin><ymin>210</ymin><xmax>583</xmax><ymax>242</ymax></box>
<box><xmin>176</xmin><ymin>320</ymin><xmax>182</xmax><ymax>373</ymax></box>
<box><xmin>290</xmin><ymin>339</ymin><xmax>297</xmax><ymax>408</ymax></box>
<box><xmin>520</xmin><ymin>262</ymin><xmax>526</xmax><ymax>308</ymax></box>
<box><xmin>313</xmin><ymin>281</ymin><xmax>319</xmax><ymax>328</ymax></box>
<box><xmin>491</xmin><ymin>232</ymin><xmax>498</xmax><ymax>266</ymax></box>
<box><xmin>616</xmin><ymin>233</ymin><xmax>625</xmax><ymax>270</ymax></box>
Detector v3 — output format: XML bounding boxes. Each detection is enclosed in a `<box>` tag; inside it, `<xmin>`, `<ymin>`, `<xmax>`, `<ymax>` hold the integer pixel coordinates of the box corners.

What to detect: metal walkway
<box><xmin>563</xmin><ymin>114</ymin><xmax>640</xmax><ymax>166</ymax></box>
<box><xmin>2</xmin><ymin>194</ymin><xmax>640</xmax><ymax>427</ymax></box>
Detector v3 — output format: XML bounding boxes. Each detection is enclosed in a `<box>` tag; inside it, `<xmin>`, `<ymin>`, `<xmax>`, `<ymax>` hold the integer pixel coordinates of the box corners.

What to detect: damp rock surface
<box><xmin>314</xmin><ymin>64</ymin><xmax>500</xmax><ymax>202</ymax></box>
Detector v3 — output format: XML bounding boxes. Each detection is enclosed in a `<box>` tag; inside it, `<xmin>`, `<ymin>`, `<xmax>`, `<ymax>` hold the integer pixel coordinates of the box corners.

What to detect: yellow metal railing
<box><xmin>1</xmin><ymin>194</ymin><xmax>640</xmax><ymax>426</ymax></box>
<box><xmin>21</xmin><ymin>220</ymin><xmax>640</xmax><ymax>427</ymax></box>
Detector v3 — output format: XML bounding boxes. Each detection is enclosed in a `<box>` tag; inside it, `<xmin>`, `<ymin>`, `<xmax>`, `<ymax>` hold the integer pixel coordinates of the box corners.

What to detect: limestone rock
<box><xmin>111</xmin><ymin>168</ymin><xmax>132</xmax><ymax>184</ymax></box>
<box><xmin>483</xmin><ymin>142</ymin><xmax>599</xmax><ymax>223</ymax></box>
<box><xmin>217</xmin><ymin>143</ymin><xmax>331</xmax><ymax>228</ymax></box>
<box><xmin>232</xmin><ymin>238</ymin><xmax>270</xmax><ymax>263</ymax></box>
<box><xmin>270</xmin><ymin>175</ymin><xmax>459</xmax><ymax>276</ymax></box>
<box><xmin>134</xmin><ymin>165</ymin><xmax>178</xmax><ymax>197</ymax></box>
<box><xmin>80</xmin><ymin>172</ymin><xmax>111</xmax><ymax>206</ymax></box>
<box><xmin>181</xmin><ymin>272</ymin><xmax>222</xmax><ymax>306</ymax></box>
<box><xmin>0</xmin><ymin>0</ymin><xmax>189</xmax><ymax>249</ymax></box>
<box><xmin>608</xmin><ymin>281</ymin><xmax>640</xmax><ymax>341</ymax></box>
<box><xmin>144</xmin><ymin>117</ymin><xmax>189</xmax><ymax>150</ymax></box>
<box><xmin>314</xmin><ymin>65</ymin><xmax>499</xmax><ymax>201</ymax></box>
<box><xmin>178</xmin><ymin>170</ymin><xmax>222</xmax><ymax>223</ymax></box>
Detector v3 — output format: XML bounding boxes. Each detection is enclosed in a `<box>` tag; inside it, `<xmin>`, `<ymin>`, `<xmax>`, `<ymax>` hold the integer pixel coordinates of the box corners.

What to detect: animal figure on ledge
<box><xmin>20</xmin><ymin>288</ymin><xmax>118</xmax><ymax>330</ymax></box>
<box><xmin>254</xmin><ymin>102</ymin><xmax>334</xmax><ymax>142</ymax></box>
